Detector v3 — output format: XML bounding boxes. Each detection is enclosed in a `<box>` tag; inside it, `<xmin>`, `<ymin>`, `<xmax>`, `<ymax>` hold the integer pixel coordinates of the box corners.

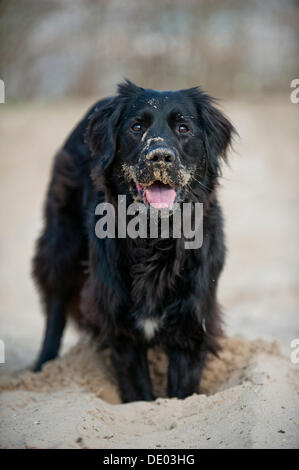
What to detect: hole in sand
<box><xmin>0</xmin><ymin>336</ymin><xmax>280</xmax><ymax>405</ymax></box>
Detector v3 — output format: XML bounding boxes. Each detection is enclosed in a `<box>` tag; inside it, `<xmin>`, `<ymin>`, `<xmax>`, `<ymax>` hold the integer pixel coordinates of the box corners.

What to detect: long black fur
<box><xmin>33</xmin><ymin>80</ymin><xmax>236</xmax><ymax>402</ymax></box>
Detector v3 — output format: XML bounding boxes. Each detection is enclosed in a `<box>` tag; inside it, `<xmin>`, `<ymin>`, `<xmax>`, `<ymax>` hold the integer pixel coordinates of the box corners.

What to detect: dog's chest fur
<box><xmin>137</xmin><ymin>317</ymin><xmax>160</xmax><ymax>340</ymax></box>
<box><xmin>126</xmin><ymin>238</ymin><xmax>186</xmax><ymax>340</ymax></box>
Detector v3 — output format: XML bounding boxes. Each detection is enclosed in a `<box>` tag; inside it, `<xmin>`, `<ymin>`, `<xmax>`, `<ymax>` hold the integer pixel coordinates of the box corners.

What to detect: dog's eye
<box><xmin>131</xmin><ymin>123</ymin><xmax>142</xmax><ymax>132</ymax></box>
<box><xmin>178</xmin><ymin>124</ymin><xmax>189</xmax><ymax>134</ymax></box>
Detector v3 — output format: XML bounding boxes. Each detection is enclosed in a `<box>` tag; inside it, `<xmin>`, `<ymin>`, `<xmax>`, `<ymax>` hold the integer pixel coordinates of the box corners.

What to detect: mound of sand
<box><xmin>0</xmin><ymin>336</ymin><xmax>298</xmax><ymax>448</ymax></box>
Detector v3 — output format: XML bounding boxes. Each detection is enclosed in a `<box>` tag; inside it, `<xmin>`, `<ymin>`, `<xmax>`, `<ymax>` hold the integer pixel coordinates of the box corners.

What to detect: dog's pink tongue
<box><xmin>144</xmin><ymin>183</ymin><xmax>176</xmax><ymax>209</ymax></box>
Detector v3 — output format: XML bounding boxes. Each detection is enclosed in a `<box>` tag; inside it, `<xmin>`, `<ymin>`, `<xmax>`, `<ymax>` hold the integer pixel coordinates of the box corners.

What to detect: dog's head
<box><xmin>86</xmin><ymin>80</ymin><xmax>236</xmax><ymax>207</ymax></box>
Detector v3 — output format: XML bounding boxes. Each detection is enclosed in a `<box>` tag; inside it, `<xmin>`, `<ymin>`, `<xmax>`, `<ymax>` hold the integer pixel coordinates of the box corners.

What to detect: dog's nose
<box><xmin>146</xmin><ymin>148</ymin><xmax>176</xmax><ymax>164</ymax></box>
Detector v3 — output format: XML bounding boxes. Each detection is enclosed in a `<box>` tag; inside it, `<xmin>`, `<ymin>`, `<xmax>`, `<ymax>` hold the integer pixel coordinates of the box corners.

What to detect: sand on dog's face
<box><xmin>0</xmin><ymin>336</ymin><xmax>299</xmax><ymax>449</ymax></box>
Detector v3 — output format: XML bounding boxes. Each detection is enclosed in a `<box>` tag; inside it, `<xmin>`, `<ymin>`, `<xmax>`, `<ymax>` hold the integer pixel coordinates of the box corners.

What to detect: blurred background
<box><xmin>0</xmin><ymin>0</ymin><xmax>298</xmax><ymax>372</ymax></box>
<box><xmin>0</xmin><ymin>0</ymin><xmax>298</xmax><ymax>99</ymax></box>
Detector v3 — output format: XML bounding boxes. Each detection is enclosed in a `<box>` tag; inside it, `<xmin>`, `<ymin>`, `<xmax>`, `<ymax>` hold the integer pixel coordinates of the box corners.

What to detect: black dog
<box><xmin>33</xmin><ymin>80</ymin><xmax>235</xmax><ymax>402</ymax></box>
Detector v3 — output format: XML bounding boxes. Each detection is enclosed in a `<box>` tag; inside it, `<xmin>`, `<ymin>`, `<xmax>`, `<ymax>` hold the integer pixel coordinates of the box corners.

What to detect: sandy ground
<box><xmin>0</xmin><ymin>96</ymin><xmax>298</xmax><ymax>448</ymax></box>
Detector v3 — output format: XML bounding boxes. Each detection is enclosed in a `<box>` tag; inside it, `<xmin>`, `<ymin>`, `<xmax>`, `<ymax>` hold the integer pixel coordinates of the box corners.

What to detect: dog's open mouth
<box><xmin>136</xmin><ymin>181</ymin><xmax>177</xmax><ymax>209</ymax></box>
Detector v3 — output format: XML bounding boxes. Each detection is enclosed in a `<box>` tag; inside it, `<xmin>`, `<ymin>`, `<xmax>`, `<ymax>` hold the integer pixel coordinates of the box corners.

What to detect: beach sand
<box><xmin>0</xmin><ymin>96</ymin><xmax>298</xmax><ymax>448</ymax></box>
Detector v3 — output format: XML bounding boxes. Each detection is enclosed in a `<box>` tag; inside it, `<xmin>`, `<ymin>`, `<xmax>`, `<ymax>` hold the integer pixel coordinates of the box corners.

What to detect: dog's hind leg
<box><xmin>33</xmin><ymin>295</ymin><xmax>67</xmax><ymax>371</ymax></box>
<box><xmin>33</xmin><ymin>235</ymin><xmax>84</xmax><ymax>372</ymax></box>
<box><xmin>32</xmin><ymin>150</ymin><xmax>86</xmax><ymax>371</ymax></box>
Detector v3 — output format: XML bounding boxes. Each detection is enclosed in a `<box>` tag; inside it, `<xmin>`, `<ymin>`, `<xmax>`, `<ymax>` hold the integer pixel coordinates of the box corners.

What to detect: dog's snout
<box><xmin>146</xmin><ymin>148</ymin><xmax>176</xmax><ymax>164</ymax></box>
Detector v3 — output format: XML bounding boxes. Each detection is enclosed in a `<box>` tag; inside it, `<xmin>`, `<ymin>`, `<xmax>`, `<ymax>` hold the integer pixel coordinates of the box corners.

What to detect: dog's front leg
<box><xmin>167</xmin><ymin>347</ymin><xmax>207</xmax><ymax>399</ymax></box>
<box><xmin>111</xmin><ymin>336</ymin><xmax>154</xmax><ymax>403</ymax></box>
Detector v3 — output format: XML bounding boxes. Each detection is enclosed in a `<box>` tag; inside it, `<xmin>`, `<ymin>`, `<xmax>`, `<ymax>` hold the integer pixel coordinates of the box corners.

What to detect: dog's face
<box><xmin>87</xmin><ymin>81</ymin><xmax>235</xmax><ymax>207</ymax></box>
<box><xmin>116</xmin><ymin>88</ymin><xmax>205</xmax><ymax>209</ymax></box>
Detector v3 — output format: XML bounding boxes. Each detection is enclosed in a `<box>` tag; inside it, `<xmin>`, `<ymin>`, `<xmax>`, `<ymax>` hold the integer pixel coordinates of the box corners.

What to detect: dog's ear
<box><xmin>85</xmin><ymin>96</ymin><xmax>124</xmax><ymax>170</ymax></box>
<box><xmin>117</xmin><ymin>78</ymin><xmax>144</xmax><ymax>99</ymax></box>
<box><xmin>186</xmin><ymin>87</ymin><xmax>236</xmax><ymax>174</ymax></box>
